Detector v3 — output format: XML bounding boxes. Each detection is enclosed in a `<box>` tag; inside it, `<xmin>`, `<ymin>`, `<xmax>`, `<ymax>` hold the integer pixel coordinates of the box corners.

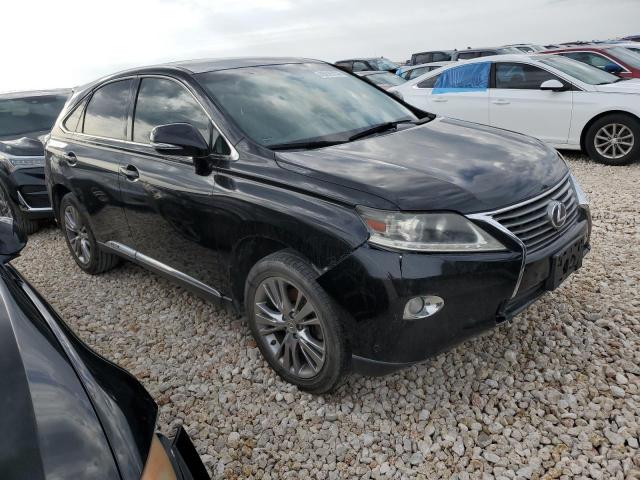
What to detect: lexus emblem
<box><xmin>547</xmin><ymin>200</ymin><xmax>567</xmax><ymax>229</ymax></box>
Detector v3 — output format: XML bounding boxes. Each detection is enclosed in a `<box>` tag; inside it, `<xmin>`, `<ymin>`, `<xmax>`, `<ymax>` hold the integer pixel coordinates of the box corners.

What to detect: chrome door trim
<box><xmin>101</xmin><ymin>241</ymin><xmax>225</xmax><ymax>299</ymax></box>
<box><xmin>466</xmin><ymin>213</ymin><xmax>527</xmax><ymax>299</ymax></box>
<box><xmin>17</xmin><ymin>191</ymin><xmax>53</xmax><ymax>213</ymax></box>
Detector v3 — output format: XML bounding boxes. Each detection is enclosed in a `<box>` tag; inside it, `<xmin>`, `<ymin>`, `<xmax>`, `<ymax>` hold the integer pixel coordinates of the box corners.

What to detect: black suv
<box><xmin>0</xmin><ymin>89</ymin><xmax>69</xmax><ymax>233</ymax></box>
<box><xmin>45</xmin><ymin>58</ymin><xmax>591</xmax><ymax>393</ymax></box>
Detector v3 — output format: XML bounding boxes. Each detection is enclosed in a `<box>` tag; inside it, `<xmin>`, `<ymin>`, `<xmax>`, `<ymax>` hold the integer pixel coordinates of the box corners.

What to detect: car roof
<box><xmin>0</xmin><ymin>88</ymin><xmax>71</xmax><ymax>100</ymax></box>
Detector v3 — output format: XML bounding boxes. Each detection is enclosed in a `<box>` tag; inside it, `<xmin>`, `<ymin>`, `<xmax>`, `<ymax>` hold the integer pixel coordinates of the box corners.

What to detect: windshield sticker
<box><xmin>314</xmin><ymin>71</ymin><xmax>348</xmax><ymax>78</ymax></box>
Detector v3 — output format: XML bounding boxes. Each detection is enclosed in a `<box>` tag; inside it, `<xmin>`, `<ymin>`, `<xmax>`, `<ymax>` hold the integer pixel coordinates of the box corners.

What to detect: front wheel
<box><xmin>585</xmin><ymin>114</ymin><xmax>640</xmax><ymax>166</ymax></box>
<box><xmin>244</xmin><ymin>251</ymin><xmax>349</xmax><ymax>393</ymax></box>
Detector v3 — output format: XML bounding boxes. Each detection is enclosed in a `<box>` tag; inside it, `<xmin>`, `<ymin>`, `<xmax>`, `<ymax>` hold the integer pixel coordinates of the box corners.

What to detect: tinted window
<box><xmin>408</xmin><ymin>67</ymin><xmax>428</xmax><ymax>79</ymax></box>
<box><xmin>352</xmin><ymin>61</ymin><xmax>368</xmax><ymax>72</ymax></box>
<box><xmin>417</xmin><ymin>74</ymin><xmax>441</xmax><ymax>88</ymax></box>
<box><xmin>432</xmin><ymin>52</ymin><xmax>451</xmax><ymax>62</ymax></box>
<box><xmin>457</xmin><ymin>51</ymin><xmax>481</xmax><ymax>60</ymax></box>
<box><xmin>335</xmin><ymin>62</ymin><xmax>352</xmax><ymax>71</ymax></box>
<box><xmin>495</xmin><ymin>63</ymin><xmax>558</xmax><ymax>89</ymax></box>
<box><xmin>83</xmin><ymin>80</ymin><xmax>133</xmax><ymax>139</ymax></box>
<box><xmin>196</xmin><ymin>63</ymin><xmax>416</xmax><ymax>148</ymax></box>
<box><xmin>0</xmin><ymin>94</ymin><xmax>68</xmax><ymax>138</ymax></box>
<box><xmin>480</xmin><ymin>50</ymin><xmax>498</xmax><ymax>57</ymax></box>
<box><xmin>63</xmin><ymin>102</ymin><xmax>84</xmax><ymax>132</ymax></box>
<box><xmin>414</xmin><ymin>54</ymin><xmax>430</xmax><ymax>65</ymax></box>
<box><xmin>133</xmin><ymin>78</ymin><xmax>212</xmax><ymax>145</ymax></box>
<box><xmin>560</xmin><ymin>52</ymin><xmax>613</xmax><ymax>70</ymax></box>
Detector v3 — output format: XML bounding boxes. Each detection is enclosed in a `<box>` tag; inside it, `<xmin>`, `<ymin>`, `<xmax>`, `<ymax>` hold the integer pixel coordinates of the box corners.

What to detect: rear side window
<box><xmin>431</xmin><ymin>63</ymin><xmax>490</xmax><ymax>91</ymax></box>
<box><xmin>457</xmin><ymin>51</ymin><xmax>481</xmax><ymax>60</ymax></box>
<box><xmin>63</xmin><ymin>102</ymin><xmax>84</xmax><ymax>132</ymax></box>
<box><xmin>83</xmin><ymin>80</ymin><xmax>133</xmax><ymax>139</ymax></box>
<box><xmin>480</xmin><ymin>50</ymin><xmax>498</xmax><ymax>57</ymax></box>
<box><xmin>432</xmin><ymin>52</ymin><xmax>451</xmax><ymax>62</ymax></box>
<box><xmin>133</xmin><ymin>78</ymin><xmax>212</xmax><ymax>145</ymax></box>
<box><xmin>335</xmin><ymin>62</ymin><xmax>352</xmax><ymax>71</ymax></box>
<box><xmin>417</xmin><ymin>74</ymin><xmax>441</xmax><ymax>88</ymax></box>
<box><xmin>414</xmin><ymin>54</ymin><xmax>431</xmax><ymax>64</ymax></box>
<box><xmin>495</xmin><ymin>63</ymin><xmax>558</xmax><ymax>89</ymax></box>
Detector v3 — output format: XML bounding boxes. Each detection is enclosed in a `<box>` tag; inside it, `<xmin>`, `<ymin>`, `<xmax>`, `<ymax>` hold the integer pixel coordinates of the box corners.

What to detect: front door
<box><xmin>118</xmin><ymin>76</ymin><xmax>229</xmax><ymax>292</ymax></box>
<box><xmin>489</xmin><ymin>62</ymin><xmax>573</xmax><ymax>145</ymax></box>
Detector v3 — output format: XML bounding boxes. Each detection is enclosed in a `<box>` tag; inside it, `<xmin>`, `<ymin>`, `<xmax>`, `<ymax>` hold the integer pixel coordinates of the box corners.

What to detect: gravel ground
<box><xmin>12</xmin><ymin>153</ymin><xmax>640</xmax><ymax>479</ymax></box>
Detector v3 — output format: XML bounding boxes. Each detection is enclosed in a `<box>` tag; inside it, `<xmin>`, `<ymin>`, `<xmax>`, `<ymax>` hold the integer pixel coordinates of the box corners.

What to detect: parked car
<box><xmin>391</xmin><ymin>54</ymin><xmax>640</xmax><ymax>165</ymax></box>
<box><xmin>409</xmin><ymin>50</ymin><xmax>456</xmax><ymax>65</ymax></box>
<box><xmin>0</xmin><ymin>218</ymin><xmax>209</xmax><ymax>480</ymax></box>
<box><xmin>396</xmin><ymin>61</ymin><xmax>453</xmax><ymax>81</ymax></box>
<box><xmin>503</xmin><ymin>44</ymin><xmax>547</xmax><ymax>53</ymax></box>
<box><xmin>453</xmin><ymin>46</ymin><xmax>522</xmax><ymax>60</ymax></box>
<box><xmin>46</xmin><ymin>57</ymin><xmax>591</xmax><ymax>392</ymax></box>
<box><xmin>334</xmin><ymin>57</ymin><xmax>398</xmax><ymax>73</ymax></box>
<box><xmin>355</xmin><ymin>70</ymin><xmax>407</xmax><ymax>90</ymax></box>
<box><xmin>622</xmin><ymin>34</ymin><xmax>640</xmax><ymax>42</ymax></box>
<box><xmin>544</xmin><ymin>45</ymin><xmax>640</xmax><ymax>79</ymax></box>
<box><xmin>0</xmin><ymin>89</ymin><xmax>68</xmax><ymax>233</ymax></box>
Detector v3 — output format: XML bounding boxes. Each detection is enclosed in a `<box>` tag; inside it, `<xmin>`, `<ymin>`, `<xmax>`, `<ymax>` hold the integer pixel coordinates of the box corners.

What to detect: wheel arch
<box><xmin>580</xmin><ymin>110</ymin><xmax>640</xmax><ymax>151</ymax></box>
<box><xmin>50</xmin><ymin>183</ymin><xmax>71</xmax><ymax>222</ymax></box>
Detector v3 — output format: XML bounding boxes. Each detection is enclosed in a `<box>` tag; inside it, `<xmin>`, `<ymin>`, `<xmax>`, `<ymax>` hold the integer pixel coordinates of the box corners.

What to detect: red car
<box><xmin>544</xmin><ymin>45</ymin><xmax>640</xmax><ymax>79</ymax></box>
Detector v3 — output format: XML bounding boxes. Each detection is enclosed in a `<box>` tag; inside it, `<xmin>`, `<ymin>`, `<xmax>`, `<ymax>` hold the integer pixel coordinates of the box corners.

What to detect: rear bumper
<box><xmin>318</xmin><ymin>209</ymin><xmax>591</xmax><ymax>375</ymax></box>
<box><xmin>159</xmin><ymin>426</ymin><xmax>210</xmax><ymax>480</ymax></box>
<box><xmin>4</xmin><ymin>167</ymin><xmax>53</xmax><ymax>219</ymax></box>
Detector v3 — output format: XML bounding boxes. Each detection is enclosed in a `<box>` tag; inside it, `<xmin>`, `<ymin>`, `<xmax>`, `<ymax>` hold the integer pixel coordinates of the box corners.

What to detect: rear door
<box><xmin>53</xmin><ymin>79</ymin><xmax>136</xmax><ymax>245</ymax></box>
<box><xmin>118</xmin><ymin>75</ymin><xmax>231</xmax><ymax>290</ymax></box>
<box><xmin>489</xmin><ymin>61</ymin><xmax>573</xmax><ymax>145</ymax></box>
<box><xmin>407</xmin><ymin>62</ymin><xmax>490</xmax><ymax>124</ymax></box>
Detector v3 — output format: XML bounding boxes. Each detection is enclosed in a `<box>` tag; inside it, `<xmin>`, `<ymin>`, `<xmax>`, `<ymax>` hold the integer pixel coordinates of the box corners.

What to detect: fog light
<box><xmin>403</xmin><ymin>295</ymin><xmax>444</xmax><ymax>320</ymax></box>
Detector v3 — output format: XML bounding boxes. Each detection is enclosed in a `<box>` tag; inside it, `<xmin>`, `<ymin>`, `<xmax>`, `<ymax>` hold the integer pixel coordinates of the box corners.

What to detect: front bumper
<box><xmin>318</xmin><ymin>209</ymin><xmax>591</xmax><ymax>375</ymax></box>
<box><xmin>159</xmin><ymin>426</ymin><xmax>210</xmax><ymax>480</ymax></box>
<box><xmin>4</xmin><ymin>167</ymin><xmax>53</xmax><ymax>219</ymax></box>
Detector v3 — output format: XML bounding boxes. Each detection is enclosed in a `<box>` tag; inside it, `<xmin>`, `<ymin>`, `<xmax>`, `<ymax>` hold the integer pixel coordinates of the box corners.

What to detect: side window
<box><xmin>560</xmin><ymin>52</ymin><xmax>616</xmax><ymax>70</ymax></box>
<box><xmin>416</xmin><ymin>54</ymin><xmax>431</xmax><ymax>64</ymax></box>
<box><xmin>83</xmin><ymin>80</ymin><xmax>133</xmax><ymax>140</ymax></box>
<box><xmin>408</xmin><ymin>67</ymin><xmax>427</xmax><ymax>80</ymax></box>
<box><xmin>417</xmin><ymin>74</ymin><xmax>441</xmax><ymax>89</ymax></box>
<box><xmin>495</xmin><ymin>62</ymin><xmax>559</xmax><ymax>89</ymax></box>
<box><xmin>432</xmin><ymin>52</ymin><xmax>450</xmax><ymax>62</ymax></box>
<box><xmin>480</xmin><ymin>50</ymin><xmax>498</xmax><ymax>57</ymax></box>
<box><xmin>352</xmin><ymin>61</ymin><xmax>368</xmax><ymax>72</ymax></box>
<box><xmin>335</xmin><ymin>62</ymin><xmax>351</xmax><ymax>71</ymax></box>
<box><xmin>432</xmin><ymin>63</ymin><xmax>490</xmax><ymax>91</ymax></box>
<box><xmin>457</xmin><ymin>51</ymin><xmax>480</xmax><ymax>60</ymax></box>
<box><xmin>63</xmin><ymin>101</ymin><xmax>85</xmax><ymax>132</ymax></box>
<box><xmin>133</xmin><ymin>78</ymin><xmax>212</xmax><ymax>145</ymax></box>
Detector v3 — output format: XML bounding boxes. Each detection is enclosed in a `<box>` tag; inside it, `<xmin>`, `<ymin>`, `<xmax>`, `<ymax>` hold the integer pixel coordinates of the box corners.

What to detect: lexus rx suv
<box><xmin>45</xmin><ymin>58</ymin><xmax>591</xmax><ymax>393</ymax></box>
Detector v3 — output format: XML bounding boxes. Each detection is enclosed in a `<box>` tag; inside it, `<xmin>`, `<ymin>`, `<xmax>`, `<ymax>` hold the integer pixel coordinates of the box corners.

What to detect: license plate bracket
<box><xmin>546</xmin><ymin>237</ymin><xmax>585</xmax><ymax>290</ymax></box>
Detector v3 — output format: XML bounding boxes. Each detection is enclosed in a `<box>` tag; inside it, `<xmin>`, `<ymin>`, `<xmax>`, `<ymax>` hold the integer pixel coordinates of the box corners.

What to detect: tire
<box><xmin>244</xmin><ymin>251</ymin><xmax>349</xmax><ymax>394</ymax></box>
<box><xmin>59</xmin><ymin>193</ymin><xmax>120</xmax><ymax>274</ymax></box>
<box><xmin>0</xmin><ymin>183</ymin><xmax>39</xmax><ymax>235</ymax></box>
<box><xmin>585</xmin><ymin>113</ymin><xmax>640</xmax><ymax>166</ymax></box>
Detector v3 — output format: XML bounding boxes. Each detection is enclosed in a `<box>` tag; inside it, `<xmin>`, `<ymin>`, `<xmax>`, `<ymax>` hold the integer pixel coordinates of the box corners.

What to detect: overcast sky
<box><xmin>2</xmin><ymin>0</ymin><xmax>639</xmax><ymax>92</ymax></box>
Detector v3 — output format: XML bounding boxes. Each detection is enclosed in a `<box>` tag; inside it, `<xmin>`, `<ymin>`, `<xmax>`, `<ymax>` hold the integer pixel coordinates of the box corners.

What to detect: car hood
<box><xmin>276</xmin><ymin>117</ymin><xmax>568</xmax><ymax>213</ymax></box>
<box><xmin>0</xmin><ymin>136</ymin><xmax>45</xmax><ymax>157</ymax></box>
<box><xmin>594</xmin><ymin>79</ymin><xmax>640</xmax><ymax>94</ymax></box>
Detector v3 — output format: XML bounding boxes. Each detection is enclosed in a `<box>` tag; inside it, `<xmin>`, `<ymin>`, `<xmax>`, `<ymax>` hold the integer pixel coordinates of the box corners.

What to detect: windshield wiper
<box><xmin>269</xmin><ymin>139</ymin><xmax>346</xmax><ymax>151</ymax></box>
<box><xmin>348</xmin><ymin>120</ymin><xmax>414</xmax><ymax>142</ymax></box>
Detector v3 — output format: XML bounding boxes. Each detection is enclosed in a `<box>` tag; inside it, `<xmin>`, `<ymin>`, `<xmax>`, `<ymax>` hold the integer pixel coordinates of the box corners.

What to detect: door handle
<box><xmin>492</xmin><ymin>99</ymin><xmax>510</xmax><ymax>105</ymax></box>
<box><xmin>63</xmin><ymin>152</ymin><xmax>77</xmax><ymax>166</ymax></box>
<box><xmin>119</xmin><ymin>164</ymin><xmax>139</xmax><ymax>181</ymax></box>
<box><xmin>432</xmin><ymin>97</ymin><xmax>448</xmax><ymax>102</ymax></box>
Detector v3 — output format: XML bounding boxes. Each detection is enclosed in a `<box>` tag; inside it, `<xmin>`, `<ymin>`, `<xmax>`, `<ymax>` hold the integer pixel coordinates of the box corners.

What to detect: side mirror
<box><xmin>0</xmin><ymin>217</ymin><xmax>26</xmax><ymax>259</ymax></box>
<box><xmin>150</xmin><ymin>123</ymin><xmax>209</xmax><ymax>157</ymax></box>
<box><xmin>540</xmin><ymin>79</ymin><xmax>566</xmax><ymax>91</ymax></box>
<box><xmin>604</xmin><ymin>63</ymin><xmax>623</xmax><ymax>74</ymax></box>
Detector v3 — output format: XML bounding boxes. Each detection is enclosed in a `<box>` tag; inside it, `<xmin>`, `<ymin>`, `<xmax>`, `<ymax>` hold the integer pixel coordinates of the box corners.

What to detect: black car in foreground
<box><xmin>0</xmin><ymin>89</ymin><xmax>69</xmax><ymax>234</ymax></box>
<box><xmin>45</xmin><ymin>58</ymin><xmax>591</xmax><ymax>393</ymax></box>
<box><xmin>0</xmin><ymin>219</ymin><xmax>209</xmax><ymax>479</ymax></box>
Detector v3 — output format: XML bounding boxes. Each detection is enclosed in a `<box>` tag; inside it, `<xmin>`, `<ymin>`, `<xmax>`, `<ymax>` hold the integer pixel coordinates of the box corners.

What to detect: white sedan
<box><xmin>390</xmin><ymin>54</ymin><xmax>640</xmax><ymax>165</ymax></box>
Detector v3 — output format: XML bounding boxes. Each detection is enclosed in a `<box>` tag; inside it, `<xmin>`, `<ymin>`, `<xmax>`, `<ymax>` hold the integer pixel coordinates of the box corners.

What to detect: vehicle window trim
<box><xmin>558</xmin><ymin>51</ymin><xmax>631</xmax><ymax>74</ymax></box>
<box><xmin>61</xmin><ymin>74</ymin><xmax>239</xmax><ymax>161</ymax></box>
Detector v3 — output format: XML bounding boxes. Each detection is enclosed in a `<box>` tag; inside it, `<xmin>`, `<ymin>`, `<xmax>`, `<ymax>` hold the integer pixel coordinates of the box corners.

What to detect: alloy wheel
<box><xmin>253</xmin><ymin>277</ymin><xmax>326</xmax><ymax>379</ymax></box>
<box><xmin>594</xmin><ymin>123</ymin><xmax>635</xmax><ymax>160</ymax></box>
<box><xmin>64</xmin><ymin>205</ymin><xmax>91</xmax><ymax>264</ymax></box>
<box><xmin>0</xmin><ymin>188</ymin><xmax>13</xmax><ymax>219</ymax></box>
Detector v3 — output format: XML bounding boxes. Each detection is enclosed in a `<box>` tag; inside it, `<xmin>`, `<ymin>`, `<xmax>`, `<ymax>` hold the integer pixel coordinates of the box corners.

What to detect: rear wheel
<box><xmin>0</xmin><ymin>183</ymin><xmax>39</xmax><ymax>235</ymax></box>
<box><xmin>59</xmin><ymin>193</ymin><xmax>119</xmax><ymax>274</ymax></box>
<box><xmin>585</xmin><ymin>114</ymin><xmax>640</xmax><ymax>165</ymax></box>
<box><xmin>245</xmin><ymin>251</ymin><xmax>349</xmax><ymax>393</ymax></box>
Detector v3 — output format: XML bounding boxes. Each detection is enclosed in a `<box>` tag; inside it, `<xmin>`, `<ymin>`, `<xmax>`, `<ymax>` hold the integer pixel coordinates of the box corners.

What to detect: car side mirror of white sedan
<box><xmin>540</xmin><ymin>79</ymin><xmax>566</xmax><ymax>91</ymax></box>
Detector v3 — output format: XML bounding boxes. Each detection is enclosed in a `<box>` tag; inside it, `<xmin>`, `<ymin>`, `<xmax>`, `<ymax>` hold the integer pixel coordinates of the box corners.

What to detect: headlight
<box><xmin>357</xmin><ymin>206</ymin><xmax>506</xmax><ymax>252</ymax></box>
<box><xmin>3</xmin><ymin>156</ymin><xmax>45</xmax><ymax>170</ymax></box>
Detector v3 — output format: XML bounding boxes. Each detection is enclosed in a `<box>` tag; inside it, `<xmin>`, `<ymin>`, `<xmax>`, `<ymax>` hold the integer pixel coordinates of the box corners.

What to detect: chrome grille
<box><xmin>491</xmin><ymin>176</ymin><xmax>578</xmax><ymax>252</ymax></box>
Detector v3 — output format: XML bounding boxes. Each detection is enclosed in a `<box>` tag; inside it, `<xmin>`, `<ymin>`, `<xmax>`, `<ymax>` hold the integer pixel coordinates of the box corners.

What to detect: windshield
<box><xmin>196</xmin><ymin>63</ymin><xmax>416</xmax><ymax>148</ymax></box>
<box><xmin>372</xmin><ymin>58</ymin><xmax>398</xmax><ymax>70</ymax></box>
<box><xmin>609</xmin><ymin>47</ymin><xmax>640</xmax><ymax>69</ymax></box>
<box><xmin>0</xmin><ymin>94</ymin><xmax>68</xmax><ymax>138</ymax></box>
<box><xmin>367</xmin><ymin>72</ymin><xmax>407</xmax><ymax>87</ymax></box>
<box><xmin>538</xmin><ymin>55</ymin><xmax>620</xmax><ymax>85</ymax></box>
